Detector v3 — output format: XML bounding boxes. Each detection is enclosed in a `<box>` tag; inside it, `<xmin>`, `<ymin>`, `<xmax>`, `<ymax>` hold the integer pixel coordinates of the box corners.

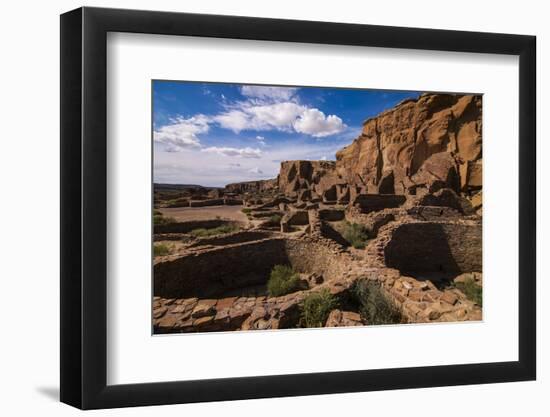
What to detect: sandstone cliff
<box><xmin>335</xmin><ymin>93</ymin><xmax>482</xmax><ymax>196</ymax></box>
<box><xmin>277</xmin><ymin>160</ymin><xmax>342</xmax><ymax>200</ymax></box>
<box><xmin>225</xmin><ymin>93</ymin><xmax>482</xmax><ymax>203</ymax></box>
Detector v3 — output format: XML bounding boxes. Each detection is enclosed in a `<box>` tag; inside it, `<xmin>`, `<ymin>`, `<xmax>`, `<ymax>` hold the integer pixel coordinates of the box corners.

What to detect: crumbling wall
<box><xmin>154</xmin><ymin>219</ymin><xmax>239</xmax><ymax>234</ymax></box>
<box><xmin>384</xmin><ymin>222</ymin><xmax>482</xmax><ymax>274</ymax></box>
<box><xmin>154</xmin><ymin>238</ymin><xmax>289</xmax><ymax>298</ymax></box>
<box><xmin>284</xmin><ymin>239</ymin><xmax>348</xmax><ymax>281</ymax></box>
<box><xmin>188</xmin><ymin>231</ymin><xmax>272</xmax><ymax>247</ymax></box>
<box><xmin>353</xmin><ymin>194</ymin><xmax>406</xmax><ymax>213</ymax></box>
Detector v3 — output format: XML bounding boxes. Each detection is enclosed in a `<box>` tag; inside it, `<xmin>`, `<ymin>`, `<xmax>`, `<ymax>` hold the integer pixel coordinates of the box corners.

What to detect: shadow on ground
<box><xmin>36</xmin><ymin>386</ymin><xmax>59</xmax><ymax>401</ymax></box>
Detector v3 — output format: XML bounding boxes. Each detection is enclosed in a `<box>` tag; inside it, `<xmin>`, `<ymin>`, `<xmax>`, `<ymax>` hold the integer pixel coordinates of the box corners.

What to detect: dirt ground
<box><xmin>159</xmin><ymin>205</ymin><xmax>249</xmax><ymax>223</ymax></box>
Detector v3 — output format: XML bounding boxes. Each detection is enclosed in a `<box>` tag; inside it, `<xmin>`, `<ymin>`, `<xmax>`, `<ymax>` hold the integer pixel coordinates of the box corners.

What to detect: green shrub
<box><xmin>153</xmin><ymin>214</ymin><xmax>176</xmax><ymax>225</ymax></box>
<box><xmin>352</xmin><ymin>280</ymin><xmax>402</xmax><ymax>325</ymax></box>
<box><xmin>342</xmin><ymin>221</ymin><xmax>369</xmax><ymax>249</ymax></box>
<box><xmin>241</xmin><ymin>208</ymin><xmax>252</xmax><ymax>214</ymax></box>
<box><xmin>301</xmin><ymin>289</ymin><xmax>338</xmax><ymax>328</ymax></box>
<box><xmin>153</xmin><ymin>243</ymin><xmax>170</xmax><ymax>257</ymax></box>
<box><xmin>455</xmin><ymin>278</ymin><xmax>483</xmax><ymax>306</ymax></box>
<box><xmin>188</xmin><ymin>224</ymin><xmax>239</xmax><ymax>238</ymax></box>
<box><xmin>267</xmin><ymin>265</ymin><xmax>300</xmax><ymax>297</ymax></box>
<box><xmin>153</xmin><ymin>209</ymin><xmax>163</xmax><ymax>216</ymax></box>
<box><xmin>269</xmin><ymin>214</ymin><xmax>282</xmax><ymax>225</ymax></box>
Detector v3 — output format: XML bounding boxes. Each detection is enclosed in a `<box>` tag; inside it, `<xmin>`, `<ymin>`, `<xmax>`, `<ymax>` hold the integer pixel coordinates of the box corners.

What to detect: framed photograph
<box><xmin>60</xmin><ymin>6</ymin><xmax>536</xmax><ymax>409</ymax></box>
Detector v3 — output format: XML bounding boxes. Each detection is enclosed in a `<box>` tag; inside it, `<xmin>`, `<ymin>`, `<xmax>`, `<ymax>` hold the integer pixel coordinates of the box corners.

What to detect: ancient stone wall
<box><xmin>188</xmin><ymin>231</ymin><xmax>272</xmax><ymax>247</ymax></box>
<box><xmin>154</xmin><ymin>238</ymin><xmax>289</xmax><ymax>298</ymax></box>
<box><xmin>154</xmin><ymin>219</ymin><xmax>240</xmax><ymax>234</ymax></box>
<box><xmin>283</xmin><ymin>239</ymin><xmax>349</xmax><ymax>281</ymax></box>
<box><xmin>224</xmin><ymin>178</ymin><xmax>278</xmax><ymax>194</ymax></box>
<box><xmin>318</xmin><ymin>208</ymin><xmax>345</xmax><ymax>221</ymax></box>
<box><xmin>384</xmin><ymin>221</ymin><xmax>482</xmax><ymax>274</ymax></box>
<box><xmin>154</xmin><ymin>237</ymin><xmax>349</xmax><ymax>299</ymax></box>
<box><xmin>188</xmin><ymin>198</ymin><xmax>225</xmax><ymax>207</ymax></box>
<box><xmin>353</xmin><ymin>194</ymin><xmax>406</xmax><ymax>213</ymax></box>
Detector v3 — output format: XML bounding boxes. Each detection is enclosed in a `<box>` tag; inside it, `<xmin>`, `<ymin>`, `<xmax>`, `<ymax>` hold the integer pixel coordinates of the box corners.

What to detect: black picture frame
<box><xmin>60</xmin><ymin>6</ymin><xmax>536</xmax><ymax>410</ymax></box>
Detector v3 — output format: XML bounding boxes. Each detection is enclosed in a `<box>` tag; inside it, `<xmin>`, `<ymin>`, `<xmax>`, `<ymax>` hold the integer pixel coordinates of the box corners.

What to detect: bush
<box><xmin>241</xmin><ymin>208</ymin><xmax>252</xmax><ymax>214</ymax></box>
<box><xmin>153</xmin><ymin>243</ymin><xmax>170</xmax><ymax>257</ymax></box>
<box><xmin>352</xmin><ymin>280</ymin><xmax>402</xmax><ymax>325</ymax></box>
<box><xmin>455</xmin><ymin>278</ymin><xmax>482</xmax><ymax>306</ymax></box>
<box><xmin>153</xmin><ymin>209</ymin><xmax>162</xmax><ymax>216</ymax></box>
<box><xmin>301</xmin><ymin>289</ymin><xmax>338</xmax><ymax>328</ymax></box>
<box><xmin>188</xmin><ymin>224</ymin><xmax>239</xmax><ymax>238</ymax></box>
<box><xmin>268</xmin><ymin>214</ymin><xmax>282</xmax><ymax>225</ymax></box>
<box><xmin>267</xmin><ymin>265</ymin><xmax>300</xmax><ymax>297</ymax></box>
<box><xmin>153</xmin><ymin>214</ymin><xmax>176</xmax><ymax>225</ymax></box>
<box><xmin>342</xmin><ymin>222</ymin><xmax>369</xmax><ymax>249</ymax></box>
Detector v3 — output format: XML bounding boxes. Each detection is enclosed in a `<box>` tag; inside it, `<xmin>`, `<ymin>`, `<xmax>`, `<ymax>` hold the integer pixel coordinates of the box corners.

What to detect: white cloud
<box><xmin>293</xmin><ymin>108</ymin><xmax>346</xmax><ymax>137</ymax></box>
<box><xmin>212</xmin><ymin>110</ymin><xmax>250</xmax><ymax>132</ymax></box>
<box><xmin>202</xmin><ymin>146</ymin><xmax>263</xmax><ymax>159</ymax></box>
<box><xmin>320</xmin><ymin>156</ymin><xmax>327</xmax><ymax>161</ymax></box>
<box><xmin>248</xmin><ymin>167</ymin><xmax>263</xmax><ymax>174</ymax></box>
<box><xmin>247</xmin><ymin>102</ymin><xmax>304</xmax><ymax>131</ymax></box>
<box><xmin>214</xmin><ymin>102</ymin><xmax>305</xmax><ymax>133</ymax></box>
<box><xmin>153</xmin><ymin>115</ymin><xmax>209</xmax><ymax>151</ymax></box>
<box><xmin>214</xmin><ymin>98</ymin><xmax>345</xmax><ymax>138</ymax></box>
<box><xmin>240</xmin><ymin>85</ymin><xmax>298</xmax><ymax>102</ymax></box>
<box><xmin>154</xmin><ymin>88</ymin><xmax>347</xmax><ymax>156</ymax></box>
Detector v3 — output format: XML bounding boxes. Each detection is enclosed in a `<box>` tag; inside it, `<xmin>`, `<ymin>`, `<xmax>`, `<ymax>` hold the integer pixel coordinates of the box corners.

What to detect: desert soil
<box><xmin>159</xmin><ymin>205</ymin><xmax>249</xmax><ymax>223</ymax></box>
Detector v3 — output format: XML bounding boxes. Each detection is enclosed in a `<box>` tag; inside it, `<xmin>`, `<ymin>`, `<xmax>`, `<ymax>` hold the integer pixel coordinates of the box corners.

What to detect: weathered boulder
<box><xmin>460</xmin><ymin>160</ymin><xmax>482</xmax><ymax>191</ymax></box>
<box><xmin>416</xmin><ymin>188</ymin><xmax>474</xmax><ymax>215</ymax></box>
<box><xmin>325</xmin><ymin>309</ymin><xmax>364</xmax><ymax>327</ymax></box>
<box><xmin>411</xmin><ymin>152</ymin><xmax>460</xmax><ymax>193</ymax></box>
<box><xmin>469</xmin><ymin>191</ymin><xmax>482</xmax><ymax>213</ymax></box>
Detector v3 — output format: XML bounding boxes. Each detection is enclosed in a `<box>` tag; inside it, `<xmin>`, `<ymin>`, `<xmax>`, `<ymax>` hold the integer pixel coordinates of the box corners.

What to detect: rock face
<box><xmin>225</xmin><ymin>178</ymin><xmax>277</xmax><ymax>194</ymax></box>
<box><xmin>335</xmin><ymin>93</ymin><xmax>482</xmax><ymax>196</ymax></box>
<box><xmin>226</xmin><ymin>93</ymin><xmax>482</xmax><ymax>206</ymax></box>
<box><xmin>277</xmin><ymin>160</ymin><xmax>342</xmax><ymax>199</ymax></box>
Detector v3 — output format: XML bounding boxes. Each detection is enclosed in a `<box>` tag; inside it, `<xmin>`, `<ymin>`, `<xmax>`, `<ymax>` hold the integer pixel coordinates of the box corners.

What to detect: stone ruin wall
<box><xmin>383</xmin><ymin>221</ymin><xmax>482</xmax><ymax>275</ymax></box>
<box><xmin>283</xmin><ymin>238</ymin><xmax>350</xmax><ymax>281</ymax></box>
<box><xmin>154</xmin><ymin>237</ymin><xmax>349</xmax><ymax>300</ymax></box>
<box><xmin>188</xmin><ymin>230</ymin><xmax>272</xmax><ymax>247</ymax></box>
<box><xmin>154</xmin><ymin>238</ymin><xmax>288</xmax><ymax>299</ymax></box>
<box><xmin>154</xmin><ymin>219</ymin><xmax>241</xmax><ymax>234</ymax></box>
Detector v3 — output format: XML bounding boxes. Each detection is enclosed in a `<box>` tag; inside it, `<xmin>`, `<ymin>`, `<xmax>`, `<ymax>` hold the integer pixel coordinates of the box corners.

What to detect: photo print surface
<box><xmin>152</xmin><ymin>81</ymin><xmax>482</xmax><ymax>334</ymax></box>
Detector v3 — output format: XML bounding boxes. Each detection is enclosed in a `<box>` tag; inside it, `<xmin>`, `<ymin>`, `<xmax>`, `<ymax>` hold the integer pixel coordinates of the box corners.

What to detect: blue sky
<box><xmin>153</xmin><ymin>81</ymin><xmax>420</xmax><ymax>187</ymax></box>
